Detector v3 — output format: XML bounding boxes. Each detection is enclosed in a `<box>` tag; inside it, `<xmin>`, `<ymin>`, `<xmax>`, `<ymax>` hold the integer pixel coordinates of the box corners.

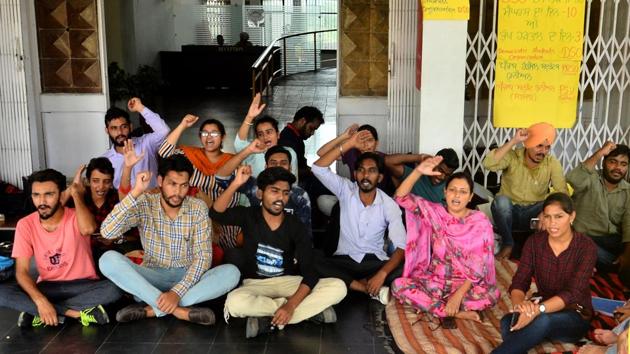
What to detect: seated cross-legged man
<box><xmin>0</xmin><ymin>169</ymin><xmax>122</xmax><ymax>327</ymax></box>
<box><xmin>311</xmin><ymin>130</ymin><xmax>407</xmax><ymax>304</ymax></box>
<box><xmin>567</xmin><ymin>142</ymin><xmax>630</xmax><ymax>286</ymax></box>
<box><xmin>209</xmin><ymin>166</ymin><xmax>346</xmax><ymax>338</ymax></box>
<box><xmin>483</xmin><ymin>123</ymin><xmax>567</xmax><ymax>259</ymax></box>
<box><xmin>99</xmin><ymin>155</ymin><xmax>240</xmax><ymax>325</ymax></box>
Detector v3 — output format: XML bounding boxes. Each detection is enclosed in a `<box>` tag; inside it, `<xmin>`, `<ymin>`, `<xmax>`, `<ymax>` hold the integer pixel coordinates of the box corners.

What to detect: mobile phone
<box><xmin>510</xmin><ymin>312</ymin><xmax>520</xmax><ymax>327</ymax></box>
<box><xmin>529</xmin><ymin>218</ymin><xmax>540</xmax><ymax>230</ymax></box>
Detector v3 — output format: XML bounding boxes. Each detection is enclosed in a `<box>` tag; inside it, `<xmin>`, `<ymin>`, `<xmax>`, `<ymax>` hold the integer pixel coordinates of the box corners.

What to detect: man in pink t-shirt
<box><xmin>0</xmin><ymin>169</ymin><xmax>121</xmax><ymax>328</ymax></box>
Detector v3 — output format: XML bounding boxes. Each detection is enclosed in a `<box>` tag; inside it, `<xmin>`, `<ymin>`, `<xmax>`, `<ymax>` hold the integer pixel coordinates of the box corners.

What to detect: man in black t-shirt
<box><xmin>209</xmin><ymin>166</ymin><xmax>346</xmax><ymax>338</ymax></box>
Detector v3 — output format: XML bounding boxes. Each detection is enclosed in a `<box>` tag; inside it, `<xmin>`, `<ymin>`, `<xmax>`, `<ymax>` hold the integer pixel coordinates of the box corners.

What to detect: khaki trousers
<box><xmin>224</xmin><ymin>276</ymin><xmax>347</xmax><ymax>324</ymax></box>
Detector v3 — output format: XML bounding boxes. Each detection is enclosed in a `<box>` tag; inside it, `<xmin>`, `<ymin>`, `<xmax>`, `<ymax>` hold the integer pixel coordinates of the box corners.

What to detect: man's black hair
<box><xmin>293</xmin><ymin>106</ymin><xmax>324</xmax><ymax>125</ymax></box>
<box><xmin>28</xmin><ymin>169</ymin><xmax>66</xmax><ymax>193</ymax></box>
<box><xmin>158</xmin><ymin>154</ymin><xmax>194</xmax><ymax>178</ymax></box>
<box><xmin>358</xmin><ymin>124</ymin><xmax>378</xmax><ymax>141</ymax></box>
<box><xmin>254</xmin><ymin>115</ymin><xmax>279</xmax><ymax>133</ymax></box>
<box><xmin>86</xmin><ymin>157</ymin><xmax>115</xmax><ymax>179</ymax></box>
<box><xmin>605</xmin><ymin>144</ymin><xmax>630</xmax><ymax>162</ymax></box>
<box><xmin>436</xmin><ymin>148</ymin><xmax>459</xmax><ymax>170</ymax></box>
<box><xmin>257</xmin><ymin>167</ymin><xmax>296</xmax><ymax>191</ymax></box>
<box><xmin>355</xmin><ymin>152</ymin><xmax>385</xmax><ymax>175</ymax></box>
<box><xmin>104</xmin><ymin>107</ymin><xmax>130</xmax><ymax>127</ymax></box>
<box><xmin>265</xmin><ymin>145</ymin><xmax>292</xmax><ymax>164</ymax></box>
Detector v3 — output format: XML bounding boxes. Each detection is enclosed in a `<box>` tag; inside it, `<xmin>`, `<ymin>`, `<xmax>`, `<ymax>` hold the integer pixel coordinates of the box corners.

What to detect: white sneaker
<box><xmin>371</xmin><ymin>286</ymin><xmax>390</xmax><ymax>305</ymax></box>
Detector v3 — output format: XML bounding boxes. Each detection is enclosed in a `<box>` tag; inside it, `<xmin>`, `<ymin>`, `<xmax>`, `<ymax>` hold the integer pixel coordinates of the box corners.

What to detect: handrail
<box><xmin>251</xmin><ymin>29</ymin><xmax>337</xmax><ymax>98</ymax></box>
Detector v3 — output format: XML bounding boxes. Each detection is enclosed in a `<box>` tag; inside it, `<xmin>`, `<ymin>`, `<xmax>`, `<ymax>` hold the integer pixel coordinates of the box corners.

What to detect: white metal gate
<box><xmin>464</xmin><ymin>0</ymin><xmax>630</xmax><ymax>187</ymax></box>
<box><xmin>0</xmin><ymin>0</ymin><xmax>31</xmax><ymax>188</ymax></box>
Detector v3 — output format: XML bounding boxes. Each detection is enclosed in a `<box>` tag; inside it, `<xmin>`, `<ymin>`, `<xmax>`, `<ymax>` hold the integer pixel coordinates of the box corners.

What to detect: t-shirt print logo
<box><xmin>43</xmin><ymin>248</ymin><xmax>68</xmax><ymax>271</ymax></box>
<box><xmin>255</xmin><ymin>243</ymin><xmax>284</xmax><ymax>278</ymax></box>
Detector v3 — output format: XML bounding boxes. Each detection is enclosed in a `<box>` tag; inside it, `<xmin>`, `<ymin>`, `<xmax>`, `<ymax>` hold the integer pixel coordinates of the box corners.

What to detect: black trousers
<box><xmin>315</xmin><ymin>253</ymin><xmax>403</xmax><ymax>287</ymax></box>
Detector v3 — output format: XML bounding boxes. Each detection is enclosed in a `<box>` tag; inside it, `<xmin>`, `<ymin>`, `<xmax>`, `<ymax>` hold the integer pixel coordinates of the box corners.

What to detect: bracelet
<box><xmin>338</xmin><ymin>144</ymin><xmax>344</xmax><ymax>155</ymax></box>
<box><xmin>246</xmin><ymin>121</ymin><xmax>254</xmax><ymax>126</ymax></box>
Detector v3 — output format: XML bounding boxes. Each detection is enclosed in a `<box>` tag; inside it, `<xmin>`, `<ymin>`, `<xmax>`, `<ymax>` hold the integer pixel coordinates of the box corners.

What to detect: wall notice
<box><xmin>494</xmin><ymin>0</ymin><xmax>585</xmax><ymax>128</ymax></box>
<box><xmin>422</xmin><ymin>0</ymin><xmax>469</xmax><ymax>20</ymax></box>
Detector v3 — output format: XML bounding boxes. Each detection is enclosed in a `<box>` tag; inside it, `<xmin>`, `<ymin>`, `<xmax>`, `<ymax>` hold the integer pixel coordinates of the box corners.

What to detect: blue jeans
<box><xmin>491</xmin><ymin>195</ymin><xmax>543</xmax><ymax>247</ymax></box>
<box><xmin>491</xmin><ymin>310</ymin><xmax>589</xmax><ymax>354</ymax></box>
<box><xmin>99</xmin><ymin>251</ymin><xmax>240</xmax><ymax>317</ymax></box>
<box><xmin>0</xmin><ymin>278</ymin><xmax>122</xmax><ymax>318</ymax></box>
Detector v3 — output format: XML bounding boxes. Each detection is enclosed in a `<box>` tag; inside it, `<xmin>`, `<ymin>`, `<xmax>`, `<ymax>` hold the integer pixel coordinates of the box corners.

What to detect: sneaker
<box><xmin>371</xmin><ymin>286</ymin><xmax>390</xmax><ymax>305</ymax></box>
<box><xmin>309</xmin><ymin>306</ymin><xmax>337</xmax><ymax>324</ymax></box>
<box><xmin>115</xmin><ymin>303</ymin><xmax>147</xmax><ymax>323</ymax></box>
<box><xmin>17</xmin><ymin>312</ymin><xmax>35</xmax><ymax>328</ymax></box>
<box><xmin>245</xmin><ymin>316</ymin><xmax>275</xmax><ymax>338</ymax></box>
<box><xmin>79</xmin><ymin>305</ymin><xmax>110</xmax><ymax>326</ymax></box>
<box><xmin>187</xmin><ymin>307</ymin><xmax>215</xmax><ymax>326</ymax></box>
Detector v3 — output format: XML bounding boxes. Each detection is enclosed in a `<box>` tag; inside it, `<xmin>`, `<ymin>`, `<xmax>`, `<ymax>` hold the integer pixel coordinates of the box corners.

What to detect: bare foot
<box><xmin>593</xmin><ymin>328</ymin><xmax>618</xmax><ymax>345</ymax></box>
<box><xmin>577</xmin><ymin>344</ymin><xmax>608</xmax><ymax>354</ymax></box>
<box><xmin>455</xmin><ymin>310</ymin><xmax>483</xmax><ymax>322</ymax></box>
<box><xmin>497</xmin><ymin>246</ymin><xmax>513</xmax><ymax>260</ymax></box>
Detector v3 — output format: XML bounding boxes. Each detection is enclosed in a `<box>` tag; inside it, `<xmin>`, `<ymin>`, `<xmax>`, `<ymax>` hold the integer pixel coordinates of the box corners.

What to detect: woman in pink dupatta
<box><xmin>392</xmin><ymin>156</ymin><xmax>499</xmax><ymax>322</ymax></box>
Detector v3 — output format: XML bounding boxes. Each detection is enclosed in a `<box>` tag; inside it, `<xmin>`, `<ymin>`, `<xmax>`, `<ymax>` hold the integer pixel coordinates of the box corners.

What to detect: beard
<box><xmin>263</xmin><ymin>200</ymin><xmax>285</xmax><ymax>216</ymax></box>
<box><xmin>37</xmin><ymin>202</ymin><xmax>61</xmax><ymax>220</ymax></box>
<box><xmin>358</xmin><ymin>179</ymin><xmax>377</xmax><ymax>193</ymax></box>
<box><xmin>603</xmin><ymin>168</ymin><xmax>625</xmax><ymax>185</ymax></box>
<box><xmin>161</xmin><ymin>191</ymin><xmax>184</xmax><ymax>208</ymax></box>
<box><xmin>109</xmin><ymin>134</ymin><xmax>127</xmax><ymax>147</ymax></box>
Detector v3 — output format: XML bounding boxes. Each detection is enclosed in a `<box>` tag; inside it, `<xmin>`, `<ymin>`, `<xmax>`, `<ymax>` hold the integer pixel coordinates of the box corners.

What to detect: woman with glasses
<box><xmin>158</xmin><ymin>114</ymin><xmax>244</xmax><ymax>250</ymax></box>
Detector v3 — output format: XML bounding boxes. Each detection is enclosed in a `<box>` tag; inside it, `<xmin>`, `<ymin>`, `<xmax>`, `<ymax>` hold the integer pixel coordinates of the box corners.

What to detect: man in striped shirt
<box><xmin>99</xmin><ymin>155</ymin><xmax>240</xmax><ymax>325</ymax></box>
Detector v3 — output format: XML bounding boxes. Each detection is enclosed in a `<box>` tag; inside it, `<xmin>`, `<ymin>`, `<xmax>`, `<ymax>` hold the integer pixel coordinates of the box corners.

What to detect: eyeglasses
<box><xmin>199</xmin><ymin>131</ymin><xmax>221</xmax><ymax>138</ymax></box>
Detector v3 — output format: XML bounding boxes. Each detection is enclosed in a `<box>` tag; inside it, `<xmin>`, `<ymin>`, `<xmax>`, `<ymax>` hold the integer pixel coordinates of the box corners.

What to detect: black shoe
<box><xmin>187</xmin><ymin>307</ymin><xmax>215</xmax><ymax>326</ymax></box>
<box><xmin>115</xmin><ymin>303</ymin><xmax>147</xmax><ymax>323</ymax></box>
<box><xmin>308</xmin><ymin>306</ymin><xmax>337</xmax><ymax>324</ymax></box>
<box><xmin>79</xmin><ymin>305</ymin><xmax>110</xmax><ymax>326</ymax></box>
<box><xmin>245</xmin><ymin>316</ymin><xmax>275</xmax><ymax>338</ymax></box>
<box><xmin>17</xmin><ymin>312</ymin><xmax>34</xmax><ymax>328</ymax></box>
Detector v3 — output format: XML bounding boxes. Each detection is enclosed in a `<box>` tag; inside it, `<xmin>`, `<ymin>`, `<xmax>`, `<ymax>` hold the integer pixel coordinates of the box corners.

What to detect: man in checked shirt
<box><xmin>99</xmin><ymin>155</ymin><xmax>240</xmax><ymax>325</ymax></box>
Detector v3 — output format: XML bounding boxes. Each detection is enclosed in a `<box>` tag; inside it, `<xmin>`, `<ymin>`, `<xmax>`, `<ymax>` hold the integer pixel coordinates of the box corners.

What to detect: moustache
<box><xmin>115</xmin><ymin>134</ymin><xmax>127</xmax><ymax>141</ymax></box>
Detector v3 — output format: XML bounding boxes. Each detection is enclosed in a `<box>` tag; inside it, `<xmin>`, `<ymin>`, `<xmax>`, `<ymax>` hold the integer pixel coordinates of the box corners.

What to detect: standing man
<box><xmin>312</xmin><ymin>131</ymin><xmax>407</xmax><ymax>303</ymax></box>
<box><xmin>102</xmin><ymin>97</ymin><xmax>170</xmax><ymax>189</ymax></box>
<box><xmin>567</xmin><ymin>142</ymin><xmax>630</xmax><ymax>286</ymax></box>
<box><xmin>99</xmin><ymin>155</ymin><xmax>240</xmax><ymax>325</ymax></box>
<box><xmin>0</xmin><ymin>169</ymin><xmax>121</xmax><ymax>327</ymax></box>
<box><xmin>483</xmin><ymin>122</ymin><xmax>567</xmax><ymax>259</ymax></box>
<box><xmin>210</xmin><ymin>166</ymin><xmax>346</xmax><ymax>338</ymax></box>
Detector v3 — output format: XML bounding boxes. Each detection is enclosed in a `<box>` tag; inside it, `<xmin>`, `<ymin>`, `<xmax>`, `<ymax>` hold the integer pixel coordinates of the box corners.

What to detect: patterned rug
<box><xmin>385</xmin><ymin>259</ymin><xmax>626</xmax><ymax>354</ymax></box>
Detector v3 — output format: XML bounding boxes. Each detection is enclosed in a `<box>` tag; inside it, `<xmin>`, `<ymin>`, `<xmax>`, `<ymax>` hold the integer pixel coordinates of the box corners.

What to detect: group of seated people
<box><xmin>1</xmin><ymin>95</ymin><xmax>629</xmax><ymax>353</ymax></box>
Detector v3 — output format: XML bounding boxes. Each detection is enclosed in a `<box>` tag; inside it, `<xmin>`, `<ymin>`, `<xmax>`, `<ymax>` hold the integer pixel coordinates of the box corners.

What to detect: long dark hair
<box><xmin>542</xmin><ymin>192</ymin><xmax>575</xmax><ymax>214</ymax></box>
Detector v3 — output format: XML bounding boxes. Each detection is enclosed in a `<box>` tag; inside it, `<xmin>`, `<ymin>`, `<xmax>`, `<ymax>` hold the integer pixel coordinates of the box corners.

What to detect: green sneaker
<box><xmin>79</xmin><ymin>305</ymin><xmax>110</xmax><ymax>326</ymax></box>
<box><xmin>17</xmin><ymin>312</ymin><xmax>36</xmax><ymax>328</ymax></box>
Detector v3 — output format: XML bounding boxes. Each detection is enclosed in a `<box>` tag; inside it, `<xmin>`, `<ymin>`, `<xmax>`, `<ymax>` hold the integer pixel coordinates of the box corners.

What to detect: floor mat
<box><xmin>385</xmin><ymin>259</ymin><xmax>579</xmax><ymax>354</ymax></box>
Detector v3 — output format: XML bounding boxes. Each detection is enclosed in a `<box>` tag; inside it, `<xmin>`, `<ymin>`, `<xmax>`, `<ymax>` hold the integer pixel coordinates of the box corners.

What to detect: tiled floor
<box><xmin>0</xmin><ymin>69</ymin><xmax>403</xmax><ymax>353</ymax></box>
<box><xmin>0</xmin><ymin>292</ymin><xmax>400</xmax><ymax>354</ymax></box>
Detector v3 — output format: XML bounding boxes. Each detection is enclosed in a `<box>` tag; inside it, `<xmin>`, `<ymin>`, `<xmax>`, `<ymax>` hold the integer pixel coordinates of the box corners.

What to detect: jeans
<box><xmin>0</xmin><ymin>278</ymin><xmax>122</xmax><ymax>318</ymax></box>
<box><xmin>588</xmin><ymin>234</ymin><xmax>630</xmax><ymax>287</ymax></box>
<box><xmin>99</xmin><ymin>250</ymin><xmax>240</xmax><ymax>317</ymax></box>
<box><xmin>315</xmin><ymin>253</ymin><xmax>403</xmax><ymax>287</ymax></box>
<box><xmin>491</xmin><ymin>195</ymin><xmax>543</xmax><ymax>247</ymax></box>
<box><xmin>491</xmin><ymin>310</ymin><xmax>589</xmax><ymax>354</ymax></box>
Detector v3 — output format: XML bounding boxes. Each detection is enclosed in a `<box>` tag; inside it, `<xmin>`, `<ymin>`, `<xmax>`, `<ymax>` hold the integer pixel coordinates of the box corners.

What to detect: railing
<box><xmin>251</xmin><ymin>29</ymin><xmax>337</xmax><ymax>98</ymax></box>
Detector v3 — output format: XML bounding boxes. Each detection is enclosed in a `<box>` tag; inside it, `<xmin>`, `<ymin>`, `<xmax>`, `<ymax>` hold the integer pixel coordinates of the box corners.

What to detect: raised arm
<box><xmin>69</xmin><ymin>175</ymin><xmax>97</xmax><ymax>236</ymax></box>
<box><xmin>385</xmin><ymin>153</ymin><xmax>431</xmax><ymax>178</ymax></box>
<box><xmin>237</xmin><ymin>93</ymin><xmax>266</xmax><ymax>141</ymax></box>
<box><xmin>583</xmin><ymin>141</ymin><xmax>617</xmax><ymax>171</ymax></box>
<box><xmin>127</xmin><ymin>97</ymin><xmax>170</xmax><ymax>142</ymax></box>
<box><xmin>216</xmin><ymin>139</ymin><xmax>265</xmax><ymax>178</ymax></box>
<box><xmin>394</xmin><ymin>156</ymin><xmax>443</xmax><ymax>198</ymax></box>
<box><xmin>213</xmin><ymin>165</ymin><xmax>252</xmax><ymax>213</ymax></box>
<box><xmin>486</xmin><ymin>128</ymin><xmax>528</xmax><ymax>165</ymax></box>
<box><xmin>316</xmin><ymin>123</ymin><xmax>358</xmax><ymax>157</ymax></box>
<box><xmin>158</xmin><ymin>114</ymin><xmax>199</xmax><ymax>158</ymax></box>
<box><xmin>314</xmin><ymin>130</ymin><xmax>372</xmax><ymax>168</ymax></box>
<box><xmin>101</xmin><ymin>171</ymin><xmax>150</xmax><ymax>239</ymax></box>
<box><xmin>119</xmin><ymin>139</ymin><xmax>145</xmax><ymax>198</ymax></box>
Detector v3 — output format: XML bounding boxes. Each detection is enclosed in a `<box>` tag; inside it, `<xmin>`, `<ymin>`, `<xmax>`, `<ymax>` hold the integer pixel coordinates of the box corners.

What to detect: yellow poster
<box><xmin>422</xmin><ymin>0</ymin><xmax>469</xmax><ymax>20</ymax></box>
<box><xmin>494</xmin><ymin>0</ymin><xmax>585</xmax><ymax>128</ymax></box>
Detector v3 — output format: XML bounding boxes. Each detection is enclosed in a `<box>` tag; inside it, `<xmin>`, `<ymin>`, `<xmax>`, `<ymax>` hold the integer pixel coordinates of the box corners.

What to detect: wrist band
<box><xmin>119</xmin><ymin>185</ymin><xmax>131</xmax><ymax>195</ymax></box>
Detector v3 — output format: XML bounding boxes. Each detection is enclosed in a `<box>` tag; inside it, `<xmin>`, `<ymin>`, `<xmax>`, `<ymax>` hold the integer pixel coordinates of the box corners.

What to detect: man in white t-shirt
<box><xmin>0</xmin><ymin>169</ymin><xmax>121</xmax><ymax>327</ymax></box>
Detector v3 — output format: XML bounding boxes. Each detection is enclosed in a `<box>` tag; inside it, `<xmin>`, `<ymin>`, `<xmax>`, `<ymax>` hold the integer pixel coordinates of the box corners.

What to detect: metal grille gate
<box><xmin>0</xmin><ymin>0</ymin><xmax>31</xmax><ymax>189</ymax></box>
<box><xmin>463</xmin><ymin>0</ymin><xmax>630</xmax><ymax>188</ymax></box>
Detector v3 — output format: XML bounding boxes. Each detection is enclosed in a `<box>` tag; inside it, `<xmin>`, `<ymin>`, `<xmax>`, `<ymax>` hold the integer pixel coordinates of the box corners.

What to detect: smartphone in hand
<box><xmin>510</xmin><ymin>312</ymin><xmax>520</xmax><ymax>328</ymax></box>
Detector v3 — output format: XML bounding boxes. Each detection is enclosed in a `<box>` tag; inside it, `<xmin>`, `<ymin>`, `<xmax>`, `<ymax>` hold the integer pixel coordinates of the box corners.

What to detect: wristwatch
<box><xmin>538</xmin><ymin>303</ymin><xmax>546</xmax><ymax>314</ymax></box>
